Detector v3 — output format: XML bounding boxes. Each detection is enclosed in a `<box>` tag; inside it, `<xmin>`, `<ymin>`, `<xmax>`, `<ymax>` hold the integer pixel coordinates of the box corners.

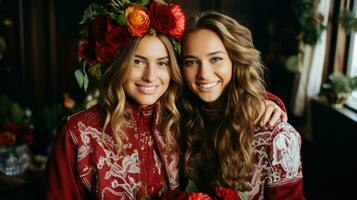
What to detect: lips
<box><xmin>196</xmin><ymin>81</ymin><xmax>220</xmax><ymax>90</ymax></box>
<box><xmin>136</xmin><ymin>84</ymin><xmax>158</xmax><ymax>94</ymax></box>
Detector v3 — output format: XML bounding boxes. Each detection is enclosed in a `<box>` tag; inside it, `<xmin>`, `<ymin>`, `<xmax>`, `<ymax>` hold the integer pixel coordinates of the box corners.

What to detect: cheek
<box><xmin>183</xmin><ymin>69</ymin><xmax>196</xmax><ymax>83</ymax></box>
<box><xmin>160</xmin><ymin>69</ymin><xmax>171</xmax><ymax>84</ymax></box>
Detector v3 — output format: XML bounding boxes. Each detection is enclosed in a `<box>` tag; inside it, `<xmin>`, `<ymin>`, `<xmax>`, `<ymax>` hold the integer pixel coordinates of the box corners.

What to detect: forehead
<box><xmin>134</xmin><ymin>35</ymin><xmax>168</xmax><ymax>57</ymax></box>
<box><xmin>183</xmin><ymin>29</ymin><xmax>226</xmax><ymax>55</ymax></box>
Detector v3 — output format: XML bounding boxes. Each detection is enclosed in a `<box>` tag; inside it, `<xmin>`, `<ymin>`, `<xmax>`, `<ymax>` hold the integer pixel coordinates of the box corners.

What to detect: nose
<box><xmin>142</xmin><ymin>64</ymin><xmax>157</xmax><ymax>82</ymax></box>
<box><xmin>197</xmin><ymin>61</ymin><xmax>211</xmax><ymax>79</ymax></box>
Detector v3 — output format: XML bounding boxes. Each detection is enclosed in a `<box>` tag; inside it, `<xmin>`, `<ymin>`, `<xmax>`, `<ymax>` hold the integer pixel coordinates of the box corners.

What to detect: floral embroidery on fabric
<box><xmin>245</xmin><ymin>122</ymin><xmax>303</xmax><ymax>199</ymax></box>
<box><xmin>271</xmin><ymin>124</ymin><xmax>301</xmax><ymax>179</ymax></box>
<box><xmin>73</xmin><ymin>121</ymin><xmax>142</xmax><ymax>199</ymax></box>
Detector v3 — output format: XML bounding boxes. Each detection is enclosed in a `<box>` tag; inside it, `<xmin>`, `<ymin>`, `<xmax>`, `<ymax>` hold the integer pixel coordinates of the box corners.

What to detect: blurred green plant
<box><xmin>329</xmin><ymin>72</ymin><xmax>357</xmax><ymax>94</ymax></box>
<box><xmin>292</xmin><ymin>0</ymin><xmax>326</xmax><ymax>45</ymax></box>
<box><xmin>340</xmin><ymin>10</ymin><xmax>357</xmax><ymax>33</ymax></box>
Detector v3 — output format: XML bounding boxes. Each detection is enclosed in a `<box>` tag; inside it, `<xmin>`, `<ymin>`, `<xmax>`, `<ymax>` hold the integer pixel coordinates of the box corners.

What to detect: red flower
<box><xmin>188</xmin><ymin>193</ymin><xmax>212</xmax><ymax>200</ymax></box>
<box><xmin>95</xmin><ymin>41</ymin><xmax>117</xmax><ymax>65</ymax></box>
<box><xmin>149</xmin><ymin>1</ymin><xmax>186</xmax><ymax>40</ymax></box>
<box><xmin>78</xmin><ymin>39</ymin><xmax>97</xmax><ymax>65</ymax></box>
<box><xmin>215</xmin><ymin>186</ymin><xmax>241</xmax><ymax>200</ymax></box>
<box><xmin>0</xmin><ymin>131</ymin><xmax>16</xmax><ymax>146</ymax></box>
<box><xmin>92</xmin><ymin>15</ymin><xmax>110</xmax><ymax>41</ymax></box>
<box><xmin>105</xmin><ymin>26</ymin><xmax>132</xmax><ymax>49</ymax></box>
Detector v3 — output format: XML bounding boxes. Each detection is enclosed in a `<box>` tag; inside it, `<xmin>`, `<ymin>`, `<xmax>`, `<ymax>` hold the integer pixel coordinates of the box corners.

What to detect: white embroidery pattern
<box><xmin>74</xmin><ymin>122</ymin><xmax>142</xmax><ymax>200</ymax></box>
<box><xmin>271</xmin><ymin>124</ymin><xmax>301</xmax><ymax>179</ymax></box>
<box><xmin>248</xmin><ymin>122</ymin><xmax>303</xmax><ymax>199</ymax></box>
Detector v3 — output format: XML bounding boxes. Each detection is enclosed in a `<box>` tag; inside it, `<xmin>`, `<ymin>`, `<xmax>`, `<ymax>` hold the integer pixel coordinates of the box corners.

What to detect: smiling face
<box><xmin>182</xmin><ymin>29</ymin><xmax>232</xmax><ymax>102</ymax></box>
<box><xmin>123</xmin><ymin>35</ymin><xmax>171</xmax><ymax>106</ymax></box>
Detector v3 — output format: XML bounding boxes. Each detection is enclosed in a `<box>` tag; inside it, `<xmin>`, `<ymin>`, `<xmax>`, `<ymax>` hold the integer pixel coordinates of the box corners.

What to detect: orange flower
<box><xmin>125</xmin><ymin>6</ymin><xmax>150</xmax><ymax>37</ymax></box>
<box><xmin>63</xmin><ymin>92</ymin><xmax>75</xmax><ymax>109</ymax></box>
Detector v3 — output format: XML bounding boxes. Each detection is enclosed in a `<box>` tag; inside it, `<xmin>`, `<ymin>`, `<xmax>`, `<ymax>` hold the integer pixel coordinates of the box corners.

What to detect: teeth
<box><xmin>198</xmin><ymin>82</ymin><xmax>219</xmax><ymax>89</ymax></box>
<box><xmin>138</xmin><ymin>86</ymin><xmax>157</xmax><ymax>93</ymax></box>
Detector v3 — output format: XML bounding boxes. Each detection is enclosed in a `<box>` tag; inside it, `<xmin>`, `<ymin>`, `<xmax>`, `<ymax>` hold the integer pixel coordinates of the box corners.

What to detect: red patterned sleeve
<box><xmin>261</xmin><ymin>91</ymin><xmax>287</xmax><ymax>113</ymax></box>
<box><xmin>264</xmin><ymin>122</ymin><xmax>305</xmax><ymax>200</ymax></box>
<box><xmin>42</xmin><ymin>122</ymin><xmax>86</xmax><ymax>199</ymax></box>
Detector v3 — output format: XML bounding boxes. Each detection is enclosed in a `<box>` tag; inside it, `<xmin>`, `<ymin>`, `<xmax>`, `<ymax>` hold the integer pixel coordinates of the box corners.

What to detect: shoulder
<box><xmin>254</xmin><ymin>119</ymin><xmax>301</xmax><ymax>146</ymax></box>
<box><xmin>67</xmin><ymin>106</ymin><xmax>103</xmax><ymax>127</ymax></box>
<box><xmin>59</xmin><ymin>106</ymin><xmax>104</xmax><ymax>143</ymax></box>
<box><xmin>253</xmin><ymin>120</ymin><xmax>303</xmax><ymax>186</ymax></box>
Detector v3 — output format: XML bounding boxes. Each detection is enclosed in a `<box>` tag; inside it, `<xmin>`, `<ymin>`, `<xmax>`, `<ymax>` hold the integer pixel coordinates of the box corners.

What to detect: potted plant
<box><xmin>322</xmin><ymin>72</ymin><xmax>357</xmax><ymax>108</ymax></box>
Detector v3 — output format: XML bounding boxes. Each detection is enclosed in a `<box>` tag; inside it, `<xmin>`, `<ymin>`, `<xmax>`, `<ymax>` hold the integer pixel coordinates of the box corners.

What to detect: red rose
<box><xmin>215</xmin><ymin>186</ymin><xmax>241</xmax><ymax>200</ymax></box>
<box><xmin>0</xmin><ymin>131</ymin><xmax>16</xmax><ymax>146</ymax></box>
<box><xmin>150</xmin><ymin>1</ymin><xmax>186</xmax><ymax>40</ymax></box>
<box><xmin>167</xmin><ymin>4</ymin><xmax>186</xmax><ymax>40</ymax></box>
<box><xmin>95</xmin><ymin>41</ymin><xmax>117</xmax><ymax>65</ymax></box>
<box><xmin>78</xmin><ymin>39</ymin><xmax>97</xmax><ymax>65</ymax></box>
<box><xmin>105</xmin><ymin>26</ymin><xmax>132</xmax><ymax>49</ymax></box>
<box><xmin>188</xmin><ymin>193</ymin><xmax>212</xmax><ymax>200</ymax></box>
<box><xmin>92</xmin><ymin>15</ymin><xmax>110</xmax><ymax>41</ymax></box>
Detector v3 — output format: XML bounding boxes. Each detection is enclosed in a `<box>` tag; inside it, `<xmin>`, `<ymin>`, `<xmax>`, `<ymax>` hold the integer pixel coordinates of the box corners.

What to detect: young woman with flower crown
<box><xmin>43</xmin><ymin>1</ymin><xmax>287</xmax><ymax>200</ymax></box>
<box><xmin>178</xmin><ymin>12</ymin><xmax>305</xmax><ymax>200</ymax></box>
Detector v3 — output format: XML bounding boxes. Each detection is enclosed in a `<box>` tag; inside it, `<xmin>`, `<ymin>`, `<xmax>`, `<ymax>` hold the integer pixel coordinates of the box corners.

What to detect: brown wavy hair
<box><xmin>100</xmin><ymin>34</ymin><xmax>183</xmax><ymax>153</ymax></box>
<box><xmin>181</xmin><ymin>11</ymin><xmax>266</xmax><ymax>193</ymax></box>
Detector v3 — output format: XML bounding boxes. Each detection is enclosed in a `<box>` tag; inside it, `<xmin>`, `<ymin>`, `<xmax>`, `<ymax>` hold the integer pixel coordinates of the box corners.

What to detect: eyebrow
<box><xmin>134</xmin><ymin>55</ymin><xmax>169</xmax><ymax>61</ymax></box>
<box><xmin>207</xmin><ymin>51</ymin><xmax>227</xmax><ymax>56</ymax></box>
<box><xmin>183</xmin><ymin>51</ymin><xmax>227</xmax><ymax>59</ymax></box>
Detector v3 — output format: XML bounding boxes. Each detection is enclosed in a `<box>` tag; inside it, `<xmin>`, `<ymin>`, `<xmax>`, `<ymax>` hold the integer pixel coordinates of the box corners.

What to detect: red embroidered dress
<box><xmin>196</xmin><ymin>111</ymin><xmax>304</xmax><ymax>200</ymax></box>
<box><xmin>43</xmin><ymin>102</ymin><xmax>179</xmax><ymax>199</ymax></box>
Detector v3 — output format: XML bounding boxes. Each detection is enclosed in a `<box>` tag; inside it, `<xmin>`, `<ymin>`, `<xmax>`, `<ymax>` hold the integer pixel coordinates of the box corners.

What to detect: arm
<box><xmin>42</xmin><ymin>121</ymin><xmax>85</xmax><ymax>199</ymax></box>
<box><xmin>265</xmin><ymin>122</ymin><xmax>305</xmax><ymax>200</ymax></box>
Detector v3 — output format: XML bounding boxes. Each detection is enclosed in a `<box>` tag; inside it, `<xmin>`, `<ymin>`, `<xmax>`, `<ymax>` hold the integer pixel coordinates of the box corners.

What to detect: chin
<box><xmin>198</xmin><ymin>95</ymin><xmax>219</xmax><ymax>103</ymax></box>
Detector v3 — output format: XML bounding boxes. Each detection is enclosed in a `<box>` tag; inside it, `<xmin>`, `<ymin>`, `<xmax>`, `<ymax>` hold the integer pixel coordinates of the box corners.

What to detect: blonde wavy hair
<box><xmin>181</xmin><ymin>11</ymin><xmax>267</xmax><ymax>192</ymax></box>
<box><xmin>100</xmin><ymin>34</ymin><xmax>183</xmax><ymax>153</ymax></box>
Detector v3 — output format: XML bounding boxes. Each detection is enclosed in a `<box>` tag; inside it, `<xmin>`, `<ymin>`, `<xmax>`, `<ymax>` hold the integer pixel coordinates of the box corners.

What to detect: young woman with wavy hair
<box><xmin>43</xmin><ymin>1</ymin><xmax>187</xmax><ymax>199</ymax></box>
<box><xmin>180</xmin><ymin>11</ymin><xmax>305</xmax><ymax>199</ymax></box>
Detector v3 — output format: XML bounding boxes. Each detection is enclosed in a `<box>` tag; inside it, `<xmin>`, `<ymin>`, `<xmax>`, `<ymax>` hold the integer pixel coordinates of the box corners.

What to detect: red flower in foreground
<box><xmin>215</xmin><ymin>186</ymin><xmax>241</xmax><ymax>200</ymax></box>
<box><xmin>188</xmin><ymin>193</ymin><xmax>212</xmax><ymax>200</ymax></box>
<box><xmin>149</xmin><ymin>1</ymin><xmax>186</xmax><ymax>40</ymax></box>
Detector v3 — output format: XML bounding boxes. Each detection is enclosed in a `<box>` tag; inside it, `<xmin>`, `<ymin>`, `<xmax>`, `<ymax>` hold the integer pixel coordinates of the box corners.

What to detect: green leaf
<box><xmin>0</xmin><ymin>95</ymin><xmax>13</xmax><ymax>125</ymax></box>
<box><xmin>74</xmin><ymin>69</ymin><xmax>85</xmax><ymax>88</ymax></box>
<box><xmin>170</xmin><ymin>38</ymin><xmax>181</xmax><ymax>55</ymax></box>
<box><xmin>185</xmin><ymin>179</ymin><xmax>199</xmax><ymax>193</ymax></box>
<box><xmin>132</xmin><ymin>0</ymin><xmax>150</xmax><ymax>6</ymax></box>
<box><xmin>79</xmin><ymin>4</ymin><xmax>107</xmax><ymax>24</ymax></box>
<box><xmin>83</xmin><ymin>72</ymin><xmax>89</xmax><ymax>92</ymax></box>
<box><xmin>11</xmin><ymin>103</ymin><xmax>24</xmax><ymax>124</ymax></box>
<box><xmin>238</xmin><ymin>191</ymin><xmax>248</xmax><ymax>200</ymax></box>
<box><xmin>110</xmin><ymin>10</ymin><xmax>125</xmax><ymax>25</ymax></box>
<box><xmin>149</xmin><ymin>28</ymin><xmax>157</xmax><ymax>36</ymax></box>
<box><xmin>286</xmin><ymin>55</ymin><xmax>298</xmax><ymax>72</ymax></box>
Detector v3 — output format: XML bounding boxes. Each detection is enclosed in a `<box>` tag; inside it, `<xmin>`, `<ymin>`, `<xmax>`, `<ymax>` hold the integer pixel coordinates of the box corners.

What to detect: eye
<box><xmin>158</xmin><ymin>61</ymin><xmax>169</xmax><ymax>67</ymax></box>
<box><xmin>183</xmin><ymin>59</ymin><xmax>199</xmax><ymax>67</ymax></box>
<box><xmin>211</xmin><ymin>56</ymin><xmax>223</xmax><ymax>63</ymax></box>
<box><xmin>133</xmin><ymin>59</ymin><xmax>145</xmax><ymax>66</ymax></box>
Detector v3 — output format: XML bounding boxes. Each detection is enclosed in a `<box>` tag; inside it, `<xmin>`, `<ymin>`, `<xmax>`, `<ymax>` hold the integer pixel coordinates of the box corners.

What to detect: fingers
<box><xmin>267</xmin><ymin>107</ymin><xmax>282</xmax><ymax>126</ymax></box>
<box><xmin>259</xmin><ymin>104</ymin><xmax>274</xmax><ymax>126</ymax></box>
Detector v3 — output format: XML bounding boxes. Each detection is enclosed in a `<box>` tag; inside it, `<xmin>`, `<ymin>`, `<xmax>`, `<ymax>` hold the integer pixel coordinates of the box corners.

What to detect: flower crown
<box><xmin>75</xmin><ymin>0</ymin><xmax>186</xmax><ymax>91</ymax></box>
